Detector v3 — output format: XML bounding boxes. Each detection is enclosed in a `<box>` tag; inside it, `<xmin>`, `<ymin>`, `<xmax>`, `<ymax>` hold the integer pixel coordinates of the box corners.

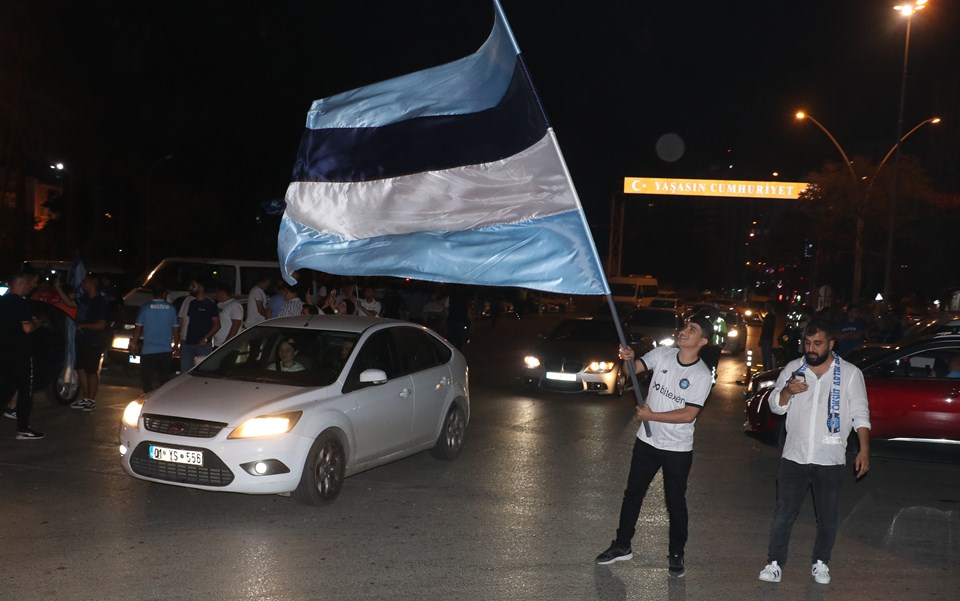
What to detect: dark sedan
<box><xmin>521</xmin><ymin>318</ymin><xmax>653</xmax><ymax>395</ymax></box>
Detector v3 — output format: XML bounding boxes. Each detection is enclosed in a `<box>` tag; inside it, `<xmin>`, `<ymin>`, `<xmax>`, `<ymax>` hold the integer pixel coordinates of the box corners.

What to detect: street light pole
<box><xmin>884</xmin><ymin>0</ymin><xmax>927</xmax><ymax>300</ymax></box>
<box><xmin>145</xmin><ymin>154</ymin><xmax>174</xmax><ymax>268</ymax></box>
<box><xmin>795</xmin><ymin>111</ymin><xmax>862</xmax><ymax>301</ymax></box>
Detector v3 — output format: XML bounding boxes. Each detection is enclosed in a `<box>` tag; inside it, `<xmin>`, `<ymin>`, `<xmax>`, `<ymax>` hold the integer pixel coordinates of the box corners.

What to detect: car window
<box><xmin>394</xmin><ymin>326</ymin><xmax>451</xmax><ymax>374</ymax></box>
<box><xmin>143</xmin><ymin>261</ymin><xmax>234</xmax><ymax>292</ymax></box>
<box><xmin>550</xmin><ymin>320</ymin><xmax>617</xmax><ymax>343</ymax></box>
<box><xmin>191</xmin><ymin>326</ymin><xmax>353</xmax><ymax>387</ymax></box>
<box><xmin>865</xmin><ymin>347</ymin><xmax>960</xmax><ymax>379</ymax></box>
<box><xmin>348</xmin><ymin>330</ymin><xmax>401</xmax><ymax>382</ymax></box>
<box><xmin>240</xmin><ymin>267</ymin><xmax>276</xmax><ymax>295</ymax></box>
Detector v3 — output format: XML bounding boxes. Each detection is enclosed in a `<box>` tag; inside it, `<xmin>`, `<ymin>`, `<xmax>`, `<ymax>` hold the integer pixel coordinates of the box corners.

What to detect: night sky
<box><xmin>5</xmin><ymin>0</ymin><xmax>959</xmax><ymax>290</ymax></box>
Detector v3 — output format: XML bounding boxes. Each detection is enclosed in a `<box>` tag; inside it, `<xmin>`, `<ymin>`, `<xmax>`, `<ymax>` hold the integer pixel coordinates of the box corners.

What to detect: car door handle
<box><xmin>439</xmin><ymin>377</ymin><xmax>450</xmax><ymax>386</ymax></box>
<box><xmin>399</xmin><ymin>388</ymin><xmax>411</xmax><ymax>398</ymax></box>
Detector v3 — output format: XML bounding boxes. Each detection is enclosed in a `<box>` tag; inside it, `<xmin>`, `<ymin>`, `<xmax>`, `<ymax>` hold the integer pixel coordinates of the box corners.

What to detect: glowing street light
<box><xmin>795</xmin><ymin>111</ymin><xmax>863</xmax><ymax>299</ymax></box>
<box><xmin>884</xmin><ymin>0</ymin><xmax>928</xmax><ymax>299</ymax></box>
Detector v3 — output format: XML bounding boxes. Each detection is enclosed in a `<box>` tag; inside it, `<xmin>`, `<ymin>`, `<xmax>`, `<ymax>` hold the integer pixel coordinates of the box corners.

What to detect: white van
<box><xmin>609</xmin><ymin>275</ymin><xmax>660</xmax><ymax>308</ymax></box>
<box><xmin>110</xmin><ymin>257</ymin><xmax>279</xmax><ymax>365</ymax></box>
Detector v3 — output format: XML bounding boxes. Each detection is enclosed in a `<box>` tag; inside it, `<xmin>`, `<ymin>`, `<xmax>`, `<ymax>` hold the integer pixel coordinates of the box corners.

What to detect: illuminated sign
<box><xmin>623</xmin><ymin>178</ymin><xmax>808</xmax><ymax>199</ymax></box>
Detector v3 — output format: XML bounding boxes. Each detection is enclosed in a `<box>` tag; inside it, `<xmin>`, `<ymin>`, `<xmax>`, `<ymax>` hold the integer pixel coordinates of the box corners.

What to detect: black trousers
<box><xmin>1</xmin><ymin>356</ymin><xmax>35</xmax><ymax>432</ymax></box>
<box><xmin>616</xmin><ymin>438</ymin><xmax>693</xmax><ymax>556</ymax></box>
<box><xmin>766</xmin><ymin>458</ymin><xmax>846</xmax><ymax>566</ymax></box>
<box><xmin>140</xmin><ymin>352</ymin><xmax>173</xmax><ymax>393</ymax></box>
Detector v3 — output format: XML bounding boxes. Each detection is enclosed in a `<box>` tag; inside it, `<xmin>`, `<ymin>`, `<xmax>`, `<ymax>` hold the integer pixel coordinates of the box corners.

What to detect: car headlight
<box><xmin>523</xmin><ymin>355</ymin><xmax>541</xmax><ymax>369</ymax></box>
<box><xmin>744</xmin><ymin>309</ymin><xmax>753</xmax><ymax>317</ymax></box>
<box><xmin>586</xmin><ymin>361</ymin><xmax>615</xmax><ymax>373</ymax></box>
<box><xmin>228</xmin><ymin>412</ymin><xmax>302</xmax><ymax>439</ymax></box>
<box><xmin>727</xmin><ymin>329</ymin><xmax>738</xmax><ymax>338</ymax></box>
<box><xmin>112</xmin><ymin>335</ymin><xmax>131</xmax><ymax>350</ymax></box>
<box><xmin>658</xmin><ymin>337</ymin><xmax>675</xmax><ymax>346</ymax></box>
<box><xmin>122</xmin><ymin>400</ymin><xmax>143</xmax><ymax>428</ymax></box>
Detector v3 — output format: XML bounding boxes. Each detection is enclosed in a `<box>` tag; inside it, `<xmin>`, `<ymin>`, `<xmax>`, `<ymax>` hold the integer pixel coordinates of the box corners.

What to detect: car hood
<box><xmin>533</xmin><ymin>339</ymin><xmax>618</xmax><ymax>361</ymax></box>
<box><xmin>142</xmin><ymin>373</ymin><xmax>341</xmax><ymax>425</ymax></box>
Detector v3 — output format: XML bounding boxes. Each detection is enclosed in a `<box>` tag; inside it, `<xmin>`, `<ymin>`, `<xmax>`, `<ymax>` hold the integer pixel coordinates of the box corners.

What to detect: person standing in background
<box><xmin>759</xmin><ymin>302</ymin><xmax>777</xmax><ymax>370</ymax></box>
<box><xmin>131</xmin><ymin>284</ymin><xmax>179</xmax><ymax>393</ymax></box>
<box><xmin>212</xmin><ymin>283</ymin><xmax>243</xmax><ymax>348</ymax></box>
<box><xmin>176</xmin><ymin>279</ymin><xmax>220</xmax><ymax>372</ymax></box>
<box><xmin>245</xmin><ymin>276</ymin><xmax>271</xmax><ymax>327</ymax></box>
<box><xmin>70</xmin><ymin>275</ymin><xmax>108</xmax><ymax>412</ymax></box>
<box><xmin>0</xmin><ymin>271</ymin><xmax>45</xmax><ymax>439</ymax></box>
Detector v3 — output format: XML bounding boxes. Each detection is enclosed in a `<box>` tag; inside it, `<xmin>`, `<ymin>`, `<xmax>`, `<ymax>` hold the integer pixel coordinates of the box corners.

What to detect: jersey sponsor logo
<box><xmin>652</xmin><ymin>381</ymin><xmax>687</xmax><ymax>405</ymax></box>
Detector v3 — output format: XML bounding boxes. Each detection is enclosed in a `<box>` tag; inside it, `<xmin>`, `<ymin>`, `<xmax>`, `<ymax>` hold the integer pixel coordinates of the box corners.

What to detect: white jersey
<box><xmin>636</xmin><ymin>346</ymin><xmax>712</xmax><ymax>452</ymax></box>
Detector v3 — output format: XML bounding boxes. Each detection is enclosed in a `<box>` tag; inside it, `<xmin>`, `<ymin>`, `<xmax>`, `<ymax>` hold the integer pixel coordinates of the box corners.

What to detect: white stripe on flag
<box><xmin>284</xmin><ymin>132</ymin><xmax>576</xmax><ymax>240</ymax></box>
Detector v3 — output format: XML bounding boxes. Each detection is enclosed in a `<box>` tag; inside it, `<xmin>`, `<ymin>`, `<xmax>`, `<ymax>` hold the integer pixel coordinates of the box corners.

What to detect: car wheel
<box><xmin>431</xmin><ymin>403</ymin><xmax>466</xmax><ymax>460</ymax></box>
<box><xmin>293</xmin><ymin>432</ymin><xmax>345</xmax><ymax>506</ymax></box>
<box><xmin>613</xmin><ymin>369</ymin><xmax>626</xmax><ymax>396</ymax></box>
<box><xmin>48</xmin><ymin>370</ymin><xmax>80</xmax><ymax>405</ymax></box>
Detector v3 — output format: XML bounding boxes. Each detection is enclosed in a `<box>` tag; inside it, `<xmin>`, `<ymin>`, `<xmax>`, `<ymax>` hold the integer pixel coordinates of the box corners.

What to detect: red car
<box><xmin>744</xmin><ymin>328</ymin><xmax>960</xmax><ymax>442</ymax></box>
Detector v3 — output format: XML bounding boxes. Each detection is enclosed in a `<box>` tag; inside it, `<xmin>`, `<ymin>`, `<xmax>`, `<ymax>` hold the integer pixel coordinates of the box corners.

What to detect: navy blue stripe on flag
<box><xmin>291</xmin><ymin>63</ymin><xmax>547</xmax><ymax>183</ymax></box>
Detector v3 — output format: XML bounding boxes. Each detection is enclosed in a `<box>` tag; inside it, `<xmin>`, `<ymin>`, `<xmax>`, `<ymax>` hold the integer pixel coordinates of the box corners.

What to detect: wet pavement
<box><xmin>1</xmin><ymin>312</ymin><xmax>957</xmax><ymax>600</ymax></box>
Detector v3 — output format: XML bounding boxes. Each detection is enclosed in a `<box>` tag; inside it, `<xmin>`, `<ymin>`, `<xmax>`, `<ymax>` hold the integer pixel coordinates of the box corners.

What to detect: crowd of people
<box><xmin>0</xmin><ymin>268</ymin><xmax>486</xmax><ymax>440</ymax></box>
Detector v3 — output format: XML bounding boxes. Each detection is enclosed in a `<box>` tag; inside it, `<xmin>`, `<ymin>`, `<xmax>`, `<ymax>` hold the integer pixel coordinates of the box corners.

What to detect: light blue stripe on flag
<box><xmin>280</xmin><ymin>210</ymin><xmax>608</xmax><ymax>295</ymax></box>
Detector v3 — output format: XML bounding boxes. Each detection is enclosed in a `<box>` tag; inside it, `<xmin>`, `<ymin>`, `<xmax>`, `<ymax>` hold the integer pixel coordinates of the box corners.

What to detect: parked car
<box><xmin>521</xmin><ymin>317</ymin><xmax>653</xmax><ymax>395</ymax></box>
<box><xmin>118</xmin><ymin>316</ymin><xmax>469</xmax><ymax>505</ymax></box>
<box><xmin>743</xmin><ymin>331</ymin><xmax>960</xmax><ymax>442</ymax></box>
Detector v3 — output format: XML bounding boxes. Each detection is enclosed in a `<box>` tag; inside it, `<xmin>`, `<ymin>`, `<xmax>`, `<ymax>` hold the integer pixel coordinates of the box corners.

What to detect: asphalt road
<box><xmin>1</xmin><ymin>313</ymin><xmax>958</xmax><ymax>601</ymax></box>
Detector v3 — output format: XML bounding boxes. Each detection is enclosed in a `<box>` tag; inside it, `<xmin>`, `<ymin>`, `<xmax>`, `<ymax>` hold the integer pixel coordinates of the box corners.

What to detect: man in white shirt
<box><xmin>212</xmin><ymin>284</ymin><xmax>243</xmax><ymax>348</ymax></box>
<box><xmin>758</xmin><ymin>318</ymin><xmax>870</xmax><ymax>586</ymax></box>
<box><xmin>277</xmin><ymin>285</ymin><xmax>305</xmax><ymax>317</ymax></box>
<box><xmin>245</xmin><ymin>276</ymin><xmax>271</xmax><ymax>327</ymax></box>
<box><xmin>595</xmin><ymin>315</ymin><xmax>715</xmax><ymax>578</ymax></box>
<box><xmin>356</xmin><ymin>287</ymin><xmax>381</xmax><ymax>317</ymax></box>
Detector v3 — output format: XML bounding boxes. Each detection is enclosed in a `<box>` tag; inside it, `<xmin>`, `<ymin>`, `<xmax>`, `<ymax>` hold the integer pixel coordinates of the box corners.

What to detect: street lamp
<box><xmin>884</xmin><ymin>0</ymin><xmax>928</xmax><ymax>300</ymax></box>
<box><xmin>795</xmin><ymin>111</ymin><xmax>862</xmax><ymax>300</ymax></box>
<box><xmin>863</xmin><ymin>117</ymin><xmax>940</xmax><ymax>203</ymax></box>
<box><xmin>145</xmin><ymin>154</ymin><xmax>174</xmax><ymax>268</ymax></box>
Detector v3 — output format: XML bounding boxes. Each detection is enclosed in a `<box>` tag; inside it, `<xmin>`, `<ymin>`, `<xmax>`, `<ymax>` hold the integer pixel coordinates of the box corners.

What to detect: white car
<box><xmin>118</xmin><ymin>316</ymin><xmax>469</xmax><ymax>505</ymax></box>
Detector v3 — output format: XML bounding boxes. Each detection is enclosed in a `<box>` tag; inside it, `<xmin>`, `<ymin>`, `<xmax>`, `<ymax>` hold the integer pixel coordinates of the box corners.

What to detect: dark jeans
<box><xmin>616</xmin><ymin>438</ymin><xmax>693</xmax><ymax>556</ymax></box>
<box><xmin>140</xmin><ymin>352</ymin><xmax>173</xmax><ymax>393</ymax></box>
<box><xmin>759</xmin><ymin>338</ymin><xmax>774</xmax><ymax>371</ymax></box>
<box><xmin>766</xmin><ymin>458</ymin><xmax>846</xmax><ymax>566</ymax></box>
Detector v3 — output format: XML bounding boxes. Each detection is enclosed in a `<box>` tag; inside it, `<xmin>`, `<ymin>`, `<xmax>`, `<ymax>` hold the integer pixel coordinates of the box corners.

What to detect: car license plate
<box><xmin>128</xmin><ymin>354</ymin><xmax>141</xmax><ymax>365</ymax></box>
<box><xmin>546</xmin><ymin>371</ymin><xmax>577</xmax><ymax>382</ymax></box>
<box><xmin>149</xmin><ymin>445</ymin><xmax>203</xmax><ymax>466</ymax></box>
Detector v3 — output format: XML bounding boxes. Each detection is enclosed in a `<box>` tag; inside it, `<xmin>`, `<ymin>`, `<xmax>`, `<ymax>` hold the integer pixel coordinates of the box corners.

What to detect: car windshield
<box><xmin>191</xmin><ymin>326</ymin><xmax>360</xmax><ymax>387</ymax></box>
<box><xmin>549</xmin><ymin>320</ymin><xmax>618</xmax><ymax>343</ymax></box>
<box><xmin>609</xmin><ymin>283</ymin><xmax>638</xmax><ymax>297</ymax></box>
<box><xmin>627</xmin><ymin>310</ymin><xmax>678</xmax><ymax>328</ymax></box>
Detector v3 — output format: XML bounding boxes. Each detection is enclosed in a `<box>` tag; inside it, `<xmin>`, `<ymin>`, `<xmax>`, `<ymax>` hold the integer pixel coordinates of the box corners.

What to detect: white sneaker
<box><xmin>759</xmin><ymin>561</ymin><xmax>782</xmax><ymax>583</ymax></box>
<box><xmin>811</xmin><ymin>560</ymin><xmax>831</xmax><ymax>584</ymax></box>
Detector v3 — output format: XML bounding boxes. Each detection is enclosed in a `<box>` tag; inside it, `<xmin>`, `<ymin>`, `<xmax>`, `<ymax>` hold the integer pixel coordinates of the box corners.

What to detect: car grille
<box><xmin>129</xmin><ymin>441</ymin><xmax>234</xmax><ymax>487</ymax></box>
<box><xmin>143</xmin><ymin>414</ymin><xmax>227</xmax><ymax>438</ymax></box>
<box><xmin>543</xmin><ymin>360</ymin><xmax>584</xmax><ymax>373</ymax></box>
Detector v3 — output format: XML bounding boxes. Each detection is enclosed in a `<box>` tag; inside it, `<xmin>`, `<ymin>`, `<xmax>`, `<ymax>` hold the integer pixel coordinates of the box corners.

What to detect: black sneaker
<box><xmin>16</xmin><ymin>428</ymin><xmax>45</xmax><ymax>440</ymax></box>
<box><xmin>668</xmin><ymin>553</ymin><xmax>685</xmax><ymax>578</ymax></box>
<box><xmin>596</xmin><ymin>540</ymin><xmax>633</xmax><ymax>565</ymax></box>
<box><xmin>2</xmin><ymin>408</ymin><xmax>16</xmax><ymax>420</ymax></box>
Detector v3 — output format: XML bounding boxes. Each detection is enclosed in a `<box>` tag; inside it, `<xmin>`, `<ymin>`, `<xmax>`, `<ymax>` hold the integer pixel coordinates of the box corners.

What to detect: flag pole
<box><xmin>499</xmin><ymin>0</ymin><xmax>650</xmax><ymax>435</ymax></box>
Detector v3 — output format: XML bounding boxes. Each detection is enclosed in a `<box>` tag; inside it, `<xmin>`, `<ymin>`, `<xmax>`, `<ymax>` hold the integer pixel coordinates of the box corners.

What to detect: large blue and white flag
<box><xmin>279</xmin><ymin>0</ymin><xmax>610</xmax><ymax>295</ymax></box>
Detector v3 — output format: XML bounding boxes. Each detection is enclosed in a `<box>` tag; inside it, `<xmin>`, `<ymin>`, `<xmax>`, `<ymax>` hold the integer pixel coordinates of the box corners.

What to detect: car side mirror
<box><xmin>359</xmin><ymin>369</ymin><xmax>388</xmax><ymax>384</ymax></box>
